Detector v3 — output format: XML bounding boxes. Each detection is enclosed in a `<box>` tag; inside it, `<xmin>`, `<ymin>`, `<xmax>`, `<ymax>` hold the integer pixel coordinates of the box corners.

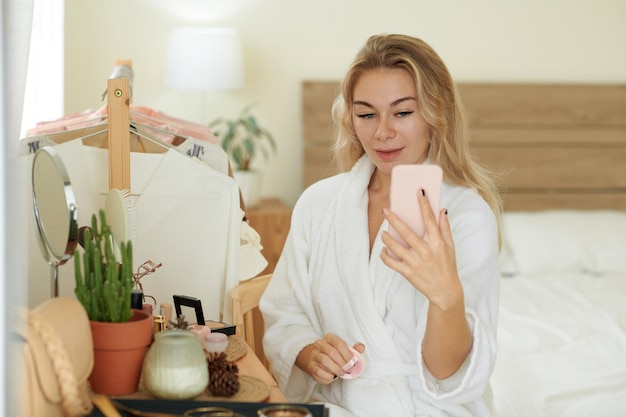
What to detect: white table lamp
<box><xmin>164</xmin><ymin>27</ymin><xmax>244</xmax><ymax>92</ymax></box>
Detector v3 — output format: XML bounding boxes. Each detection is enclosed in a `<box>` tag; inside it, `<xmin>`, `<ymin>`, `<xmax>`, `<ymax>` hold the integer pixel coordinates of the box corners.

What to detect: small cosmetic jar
<box><xmin>257</xmin><ymin>405</ymin><xmax>313</xmax><ymax>417</ymax></box>
<box><xmin>339</xmin><ymin>347</ymin><xmax>364</xmax><ymax>379</ymax></box>
<box><xmin>190</xmin><ymin>324</ymin><xmax>211</xmax><ymax>343</ymax></box>
<box><xmin>204</xmin><ymin>332</ymin><xmax>229</xmax><ymax>353</ymax></box>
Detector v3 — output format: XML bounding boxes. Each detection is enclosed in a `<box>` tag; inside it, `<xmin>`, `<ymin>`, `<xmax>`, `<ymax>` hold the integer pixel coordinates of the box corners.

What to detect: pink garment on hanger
<box><xmin>25</xmin><ymin>105</ymin><xmax>219</xmax><ymax>145</ymax></box>
<box><xmin>130</xmin><ymin>106</ymin><xmax>218</xmax><ymax>144</ymax></box>
<box><xmin>25</xmin><ymin>108</ymin><xmax>102</xmax><ymax>136</ymax></box>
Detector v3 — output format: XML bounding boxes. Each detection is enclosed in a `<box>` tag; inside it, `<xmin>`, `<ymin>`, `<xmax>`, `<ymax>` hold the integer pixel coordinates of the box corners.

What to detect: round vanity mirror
<box><xmin>32</xmin><ymin>146</ymin><xmax>78</xmax><ymax>297</ymax></box>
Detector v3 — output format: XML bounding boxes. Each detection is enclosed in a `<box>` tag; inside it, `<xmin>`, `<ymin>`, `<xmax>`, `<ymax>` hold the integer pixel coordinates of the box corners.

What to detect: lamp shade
<box><xmin>164</xmin><ymin>27</ymin><xmax>244</xmax><ymax>91</ymax></box>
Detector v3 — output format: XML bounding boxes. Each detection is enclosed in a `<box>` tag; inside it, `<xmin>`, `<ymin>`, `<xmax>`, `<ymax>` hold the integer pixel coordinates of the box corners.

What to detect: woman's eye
<box><xmin>356</xmin><ymin>113</ymin><xmax>375</xmax><ymax>119</ymax></box>
<box><xmin>396</xmin><ymin>111</ymin><xmax>414</xmax><ymax>118</ymax></box>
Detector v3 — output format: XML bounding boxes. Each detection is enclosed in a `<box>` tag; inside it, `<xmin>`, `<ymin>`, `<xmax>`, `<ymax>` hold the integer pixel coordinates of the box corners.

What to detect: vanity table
<box><xmin>88</xmin><ymin>336</ymin><xmax>323</xmax><ymax>416</ymax></box>
<box><xmin>106</xmin><ymin>335</ymin><xmax>286</xmax><ymax>403</ymax></box>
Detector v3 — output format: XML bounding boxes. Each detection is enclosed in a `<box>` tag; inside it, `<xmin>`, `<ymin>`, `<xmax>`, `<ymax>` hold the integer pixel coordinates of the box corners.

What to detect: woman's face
<box><xmin>352</xmin><ymin>68</ymin><xmax>430</xmax><ymax>178</ymax></box>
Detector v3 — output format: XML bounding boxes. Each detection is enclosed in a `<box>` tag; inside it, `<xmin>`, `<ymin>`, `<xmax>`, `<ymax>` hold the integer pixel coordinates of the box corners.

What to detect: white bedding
<box><xmin>491</xmin><ymin>272</ymin><xmax>626</xmax><ymax>416</ymax></box>
<box><xmin>491</xmin><ymin>210</ymin><xmax>626</xmax><ymax>417</ymax></box>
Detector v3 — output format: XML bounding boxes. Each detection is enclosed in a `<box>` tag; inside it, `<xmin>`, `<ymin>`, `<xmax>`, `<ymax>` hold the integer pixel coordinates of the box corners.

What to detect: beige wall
<box><xmin>65</xmin><ymin>0</ymin><xmax>626</xmax><ymax>206</ymax></box>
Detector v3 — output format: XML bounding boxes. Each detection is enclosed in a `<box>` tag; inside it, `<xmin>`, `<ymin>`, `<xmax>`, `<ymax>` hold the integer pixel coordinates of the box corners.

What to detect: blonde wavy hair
<box><xmin>331</xmin><ymin>34</ymin><xmax>502</xmax><ymax>220</ymax></box>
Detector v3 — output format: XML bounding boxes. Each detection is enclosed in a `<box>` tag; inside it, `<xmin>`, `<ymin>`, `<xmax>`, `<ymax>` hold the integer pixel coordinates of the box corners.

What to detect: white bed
<box><xmin>492</xmin><ymin>210</ymin><xmax>626</xmax><ymax>416</ymax></box>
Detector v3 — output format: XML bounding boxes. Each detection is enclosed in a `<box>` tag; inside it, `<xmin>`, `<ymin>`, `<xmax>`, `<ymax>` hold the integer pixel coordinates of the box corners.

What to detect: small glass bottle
<box><xmin>142</xmin><ymin>330</ymin><xmax>209</xmax><ymax>400</ymax></box>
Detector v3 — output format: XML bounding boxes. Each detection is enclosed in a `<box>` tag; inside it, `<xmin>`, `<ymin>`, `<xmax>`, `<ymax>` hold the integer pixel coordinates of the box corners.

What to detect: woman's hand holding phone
<box><xmin>382</xmin><ymin>164</ymin><xmax>462</xmax><ymax>308</ymax></box>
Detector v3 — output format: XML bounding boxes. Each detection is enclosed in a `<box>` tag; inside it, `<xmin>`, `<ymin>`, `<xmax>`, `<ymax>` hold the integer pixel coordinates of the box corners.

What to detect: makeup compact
<box><xmin>339</xmin><ymin>347</ymin><xmax>364</xmax><ymax>379</ymax></box>
<box><xmin>204</xmin><ymin>332</ymin><xmax>229</xmax><ymax>353</ymax></box>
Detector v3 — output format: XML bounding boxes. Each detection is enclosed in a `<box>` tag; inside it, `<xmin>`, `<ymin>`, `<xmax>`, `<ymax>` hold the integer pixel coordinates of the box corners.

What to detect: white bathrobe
<box><xmin>260</xmin><ymin>156</ymin><xmax>500</xmax><ymax>417</ymax></box>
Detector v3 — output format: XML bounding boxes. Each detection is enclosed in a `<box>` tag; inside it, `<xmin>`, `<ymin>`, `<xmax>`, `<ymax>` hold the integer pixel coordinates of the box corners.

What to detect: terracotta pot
<box><xmin>89</xmin><ymin>309</ymin><xmax>153</xmax><ymax>395</ymax></box>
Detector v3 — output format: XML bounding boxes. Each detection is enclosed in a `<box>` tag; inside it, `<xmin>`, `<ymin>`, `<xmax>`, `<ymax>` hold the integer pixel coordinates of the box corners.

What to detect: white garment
<box><xmin>21</xmin><ymin>133</ymin><xmax>267</xmax><ymax>282</ymax></box>
<box><xmin>20</xmin><ymin>137</ymin><xmax>241</xmax><ymax>322</ymax></box>
<box><xmin>260</xmin><ymin>156</ymin><xmax>500</xmax><ymax>417</ymax></box>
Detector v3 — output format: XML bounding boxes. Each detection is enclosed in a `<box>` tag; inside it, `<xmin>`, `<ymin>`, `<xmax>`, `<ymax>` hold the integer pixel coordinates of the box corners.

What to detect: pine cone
<box><xmin>207</xmin><ymin>352</ymin><xmax>240</xmax><ymax>397</ymax></box>
<box><xmin>169</xmin><ymin>314</ymin><xmax>190</xmax><ymax>330</ymax></box>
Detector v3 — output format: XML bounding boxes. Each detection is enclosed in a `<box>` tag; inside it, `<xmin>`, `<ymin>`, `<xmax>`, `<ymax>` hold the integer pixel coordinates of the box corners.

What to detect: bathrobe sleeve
<box><xmin>416</xmin><ymin>186</ymin><xmax>500</xmax><ymax>405</ymax></box>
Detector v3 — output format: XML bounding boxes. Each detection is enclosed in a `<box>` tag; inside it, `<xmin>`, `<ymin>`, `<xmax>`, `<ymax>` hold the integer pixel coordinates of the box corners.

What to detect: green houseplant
<box><xmin>209</xmin><ymin>104</ymin><xmax>277</xmax><ymax>171</ymax></box>
<box><xmin>73</xmin><ymin>209</ymin><xmax>152</xmax><ymax>395</ymax></box>
<box><xmin>209</xmin><ymin>105</ymin><xmax>277</xmax><ymax>207</ymax></box>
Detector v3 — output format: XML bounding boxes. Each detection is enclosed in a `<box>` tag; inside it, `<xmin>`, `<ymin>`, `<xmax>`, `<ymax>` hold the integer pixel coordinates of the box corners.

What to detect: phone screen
<box><xmin>388</xmin><ymin>164</ymin><xmax>442</xmax><ymax>248</ymax></box>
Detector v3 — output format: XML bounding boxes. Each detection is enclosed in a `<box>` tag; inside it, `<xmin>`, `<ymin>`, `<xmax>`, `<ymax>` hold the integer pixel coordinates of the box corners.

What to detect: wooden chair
<box><xmin>231</xmin><ymin>273</ymin><xmax>272</xmax><ymax>370</ymax></box>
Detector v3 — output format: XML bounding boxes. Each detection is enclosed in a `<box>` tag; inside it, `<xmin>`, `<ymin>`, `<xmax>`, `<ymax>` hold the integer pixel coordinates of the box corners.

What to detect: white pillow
<box><xmin>498</xmin><ymin>240</ymin><xmax>518</xmax><ymax>277</ymax></box>
<box><xmin>502</xmin><ymin>210</ymin><xmax>626</xmax><ymax>275</ymax></box>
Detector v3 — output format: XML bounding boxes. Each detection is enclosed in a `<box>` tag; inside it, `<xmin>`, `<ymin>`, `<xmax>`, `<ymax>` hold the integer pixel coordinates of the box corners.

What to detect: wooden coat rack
<box><xmin>107</xmin><ymin>59</ymin><xmax>132</xmax><ymax>191</ymax></box>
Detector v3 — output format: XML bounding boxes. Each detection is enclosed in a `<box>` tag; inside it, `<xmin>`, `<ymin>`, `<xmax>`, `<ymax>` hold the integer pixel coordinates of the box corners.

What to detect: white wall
<box><xmin>65</xmin><ymin>0</ymin><xmax>626</xmax><ymax>206</ymax></box>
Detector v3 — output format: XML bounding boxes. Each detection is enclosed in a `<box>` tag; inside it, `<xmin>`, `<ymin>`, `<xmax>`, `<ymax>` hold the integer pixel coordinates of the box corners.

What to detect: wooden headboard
<box><xmin>302</xmin><ymin>81</ymin><xmax>626</xmax><ymax>211</ymax></box>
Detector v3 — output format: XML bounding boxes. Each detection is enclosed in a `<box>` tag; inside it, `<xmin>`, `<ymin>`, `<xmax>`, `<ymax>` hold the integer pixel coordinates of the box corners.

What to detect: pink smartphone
<box><xmin>388</xmin><ymin>164</ymin><xmax>443</xmax><ymax>248</ymax></box>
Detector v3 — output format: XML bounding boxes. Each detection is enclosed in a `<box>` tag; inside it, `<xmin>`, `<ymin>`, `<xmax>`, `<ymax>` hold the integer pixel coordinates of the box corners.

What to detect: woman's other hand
<box><xmin>295</xmin><ymin>334</ymin><xmax>365</xmax><ymax>385</ymax></box>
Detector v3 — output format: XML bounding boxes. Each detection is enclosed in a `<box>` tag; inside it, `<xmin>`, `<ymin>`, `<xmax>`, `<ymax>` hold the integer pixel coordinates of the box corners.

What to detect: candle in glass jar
<box><xmin>142</xmin><ymin>331</ymin><xmax>209</xmax><ymax>400</ymax></box>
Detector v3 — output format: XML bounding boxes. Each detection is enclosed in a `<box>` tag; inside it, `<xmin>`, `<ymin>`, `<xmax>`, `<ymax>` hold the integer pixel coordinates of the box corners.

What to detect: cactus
<box><xmin>74</xmin><ymin>210</ymin><xmax>133</xmax><ymax>322</ymax></box>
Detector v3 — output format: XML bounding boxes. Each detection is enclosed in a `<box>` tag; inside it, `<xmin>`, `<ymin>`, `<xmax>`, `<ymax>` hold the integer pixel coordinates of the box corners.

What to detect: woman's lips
<box><xmin>375</xmin><ymin>148</ymin><xmax>402</xmax><ymax>161</ymax></box>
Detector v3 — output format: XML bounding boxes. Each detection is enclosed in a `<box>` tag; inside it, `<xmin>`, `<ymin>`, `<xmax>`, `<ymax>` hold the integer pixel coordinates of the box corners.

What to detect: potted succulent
<box><xmin>209</xmin><ymin>104</ymin><xmax>277</xmax><ymax>207</ymax></box>
<box><xmin>74</xmin><ymin>209</ymin><xmax>152</xmax><ymax>395</ymax></box>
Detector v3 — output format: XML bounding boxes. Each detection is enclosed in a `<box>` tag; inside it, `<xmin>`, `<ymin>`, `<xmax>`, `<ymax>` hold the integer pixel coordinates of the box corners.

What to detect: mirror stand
<box><xmin>31</xmin><ymin>146</ymin><xmax>78</xmax><ymax>298</ymax></box>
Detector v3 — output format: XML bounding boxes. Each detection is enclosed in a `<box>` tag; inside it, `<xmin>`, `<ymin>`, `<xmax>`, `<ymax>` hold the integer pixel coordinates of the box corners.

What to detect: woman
<box><xmin>259</xmin><ymin>34</ymin><xmax>502</xmax><ymax>417</ymax></box>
